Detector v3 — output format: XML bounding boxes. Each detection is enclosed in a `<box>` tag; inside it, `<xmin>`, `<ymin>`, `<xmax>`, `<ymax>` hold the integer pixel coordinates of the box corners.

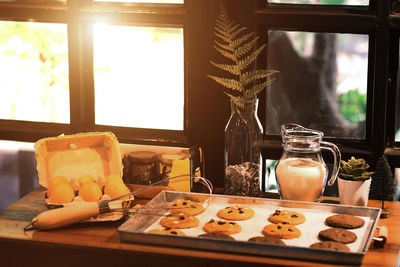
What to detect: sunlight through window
<box><xmin>0</xmin><ymin>21</ymin><xmax>69</xmax><ymax>123</ymax></box>
<box><xmin>93</xmin><ymin>24</ymin><xmax>184</xmax><ymax>130</ymax></box>
<box><xmin>94</xmin><ymin>0</ymin><xmax>183</xmax><ymax>3</ymax></box>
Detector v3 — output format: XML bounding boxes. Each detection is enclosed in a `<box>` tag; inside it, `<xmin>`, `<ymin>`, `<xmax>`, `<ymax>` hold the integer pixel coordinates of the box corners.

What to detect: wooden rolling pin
<box><xmin>25</xmin><ymin>174</ymin><xmax>193</xmax><ymax>230</ymax></box>
<box><xmin>26</xmin><ymin>201</ymin><xmax>109</xmax><ymax>230</ymax></box>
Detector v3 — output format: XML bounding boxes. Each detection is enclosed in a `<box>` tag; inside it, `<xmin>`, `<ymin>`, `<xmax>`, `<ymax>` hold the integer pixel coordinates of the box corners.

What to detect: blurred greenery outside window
<box><xmin>0</xmin><ymin>21</ymin><xmax>184</xmax><ymax>130</ymax></box>
<box><xmin>266</xmin><ymin>31</ymin><xmax>368</xmax><ymax>139</ymax></box>
<box><xmin>0</xmin><ymin>21</ymin><xmax>69</xmax><ymax>123</ymax></box>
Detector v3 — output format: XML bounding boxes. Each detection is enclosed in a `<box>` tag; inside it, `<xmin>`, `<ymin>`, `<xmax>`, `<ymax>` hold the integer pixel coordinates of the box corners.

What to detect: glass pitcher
<box><xmin>275</xmin><ymin>124</ymin><xmax>341</xmax><ymax>202</ymax></box>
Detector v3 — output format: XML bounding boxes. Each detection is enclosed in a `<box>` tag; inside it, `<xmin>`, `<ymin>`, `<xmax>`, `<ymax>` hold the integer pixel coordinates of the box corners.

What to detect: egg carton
<box><xmin>35</xmin><ymin>132</ymin><xmax>130</xmax><ymax>221</ymax></box>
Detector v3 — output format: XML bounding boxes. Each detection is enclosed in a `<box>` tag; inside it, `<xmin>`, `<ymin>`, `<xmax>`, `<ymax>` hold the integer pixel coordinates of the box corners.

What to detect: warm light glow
<box><xmin>268</xmin><ymin>0</ymin><xmax>368</xmax><ymax>5</ymax></box>
<box><xmin>94</xmin><ymin>0</ymin><xmax>183</xmax><ymax>3</ymax></box>
<box><xmin>0</xmin><ymin>21</ymin><xmax>69</xmax><ymax>123</ymax></box>
<box><xmin>93</xmin><ymin>23</ymin><xmax>184</xmax><ymax>130</ymax></box>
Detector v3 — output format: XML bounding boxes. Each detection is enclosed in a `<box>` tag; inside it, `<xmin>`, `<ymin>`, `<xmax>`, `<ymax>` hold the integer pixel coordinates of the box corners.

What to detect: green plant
<box><xmin>338</xmin><ymin>88</ymin><xmax>366</xmax><ymax>124</ymax></box>
<box><xmin>339</xmin><ymin>156</ymin><xmax>374</xmax><ymax>181</ymax></box>
<box><xmin>207</xmin><ymin>4</ymin><xmax>278</xmax><ymax>107</ymax></box>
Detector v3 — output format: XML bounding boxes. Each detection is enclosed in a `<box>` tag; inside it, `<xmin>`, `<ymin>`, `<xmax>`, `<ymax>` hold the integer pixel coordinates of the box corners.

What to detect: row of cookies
<box><xmin>149</xmin><ymin>200</ymin><xmax>294</xmax><ymax>245</ymax></box>
<box><xmin>310</xmin><ymin>214</ymin><xmax>366</xmax><ymax>252</ymax></box>
<box><xmin>149</xmin><ymin>200</ymin><xmax>286</xmax><ymax>245</ymax></box>
<box><xmin>147</xmin><ymin>199</ymin><xmax>366</xmax><ymax>252</ymax></box>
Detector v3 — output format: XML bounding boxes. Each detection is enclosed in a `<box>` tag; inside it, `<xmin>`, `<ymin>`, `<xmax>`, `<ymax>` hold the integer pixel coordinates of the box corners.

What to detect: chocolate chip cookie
<box><xmin>160</xmin><ymin>213</ymin><xmax>199</xmax><ymax>229</ymax></box>
<box><xmin>262</xmin><ymin>223</ymin><xmax>301</xmax><ymax>239</ymax></box>
<box><xmin>203</xmin><ymin>219</ymin><xmax>242</xmax><ymax>235</ymax></box>
<box><xmin>310</xmin><ymin>241</ymin><xmax>350</xmax><ymax>252</ymax></box>
<box><xmin>198</xmin><ymin>232</ymin><xmax>235</xmax><ymax>240</ymax></box>
<box><xmin>169</xmin><ymin>199</ymin><xmax>205</xmax><ymax>215</ymax></box>
<box><xmin>325</xmin><ymin>214</ymin><xmax>365</xmax><ymax>229</ymax></box>
<box><xmin>248</xmin><ymin>236</ymin><xmax>286</xmax><ymax>245</ymax></box>
<box><xmin>217</xmin><ymin>205</ymin><xmax>255</xmax><ymax>221</ymax></box>
<box><xmin>318</xmin><ymin>228</ymin><xmax>357</xmax><ymax>244</ymax></box>
<box><xmin>268</xmin><ymin>210</ymin><xmax>305</xmax><ymax>225</ymax></box>
<box><xmin>148</xmin><ymin>227</ymin><xmax>186</xmax><ymax>236</ymax></box>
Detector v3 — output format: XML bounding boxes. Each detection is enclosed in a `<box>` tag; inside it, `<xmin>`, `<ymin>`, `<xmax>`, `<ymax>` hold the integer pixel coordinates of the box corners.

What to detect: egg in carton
<box><xmin>34</xmin><ymin>132</ymin><xmax>134</xmax><ymax>221</ymax></box>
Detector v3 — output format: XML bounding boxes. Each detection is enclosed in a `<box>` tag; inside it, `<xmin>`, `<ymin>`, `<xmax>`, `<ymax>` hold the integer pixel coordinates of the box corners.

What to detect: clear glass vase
<box><xmin>224</xmin><ymin>98</ymin><xmax>263</xmax><ymax>197</ymax></box>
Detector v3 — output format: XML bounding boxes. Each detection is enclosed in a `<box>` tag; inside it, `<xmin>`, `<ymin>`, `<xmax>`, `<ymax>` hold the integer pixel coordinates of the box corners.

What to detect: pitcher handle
<box><xmin>320</xmin><ymin>141</ymin><xmax>341</xmax><ymax>186</ymax></box>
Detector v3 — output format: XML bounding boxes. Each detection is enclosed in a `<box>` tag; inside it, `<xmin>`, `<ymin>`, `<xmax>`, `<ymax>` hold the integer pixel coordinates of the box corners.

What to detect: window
<box><xmin>266</xmin><ymin>30</ymin><xmax>368</xmax><ymax>139</ymax></box>
<box><xmin>93</xmin><ymin>24</ymin><xmax>184</xmax><ymax>130</ymax></box>
<box><xmin>0</xmin><ymin>0</ymin><xmax>399</xmax><ymax>192</ymax></box>
<box><xmin>94</xmin><ymin>0</ymin><xmax>183</xmax><ymax>2</ymax></box>
<box><xmin>0</xmin><ymin>0</ymin><xmax>188</xmax><ymax>145</ymax></box>
<box><xmin>0</xmin><ymin>0</ymin><xmax>224</xmax><ymax>186</ymax></box>
<box><xmin>0</xmin><ymin>21</ymin><xmax>69</xmax><ymax>123</ymax></box>
<box><xmin>268</xmin><ymin>0</ymin><xmax>369</xmax><ymax>5</ymax></box>
<box><xmin>257</xmin><ymin>0</ymin><xmax>400</xmax><ymax>198</ymax></box>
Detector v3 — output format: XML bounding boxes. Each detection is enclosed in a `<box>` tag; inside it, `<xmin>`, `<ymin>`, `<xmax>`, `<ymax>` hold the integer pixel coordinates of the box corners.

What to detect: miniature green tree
<box><xmin>369</xmin><ymin>155</ymin><xmax>396</xmax><ymax>201</ymax></box>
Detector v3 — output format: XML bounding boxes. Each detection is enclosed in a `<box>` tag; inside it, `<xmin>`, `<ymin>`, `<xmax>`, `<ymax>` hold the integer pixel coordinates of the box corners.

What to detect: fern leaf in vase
<box><xmin>207</xmin><ymin>4</ymin><xmax>279</xmax><ymax>104</ymax></box>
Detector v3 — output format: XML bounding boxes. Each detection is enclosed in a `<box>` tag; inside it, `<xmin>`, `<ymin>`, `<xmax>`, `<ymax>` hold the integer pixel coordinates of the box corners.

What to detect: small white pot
<box><xmin>338</xmin><ymin>177</ymin><xmax>371</xmax><ymax>207</ymax></box>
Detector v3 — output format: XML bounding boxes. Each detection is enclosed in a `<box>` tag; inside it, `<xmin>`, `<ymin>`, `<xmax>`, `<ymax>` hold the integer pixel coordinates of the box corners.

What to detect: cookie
<box><xmin>248</xmin><ymin>236</ymin><xmax>286</xmax><ymax>245</ymax></box>
<box><xmin>169</xmin><ymin>199</ymin><xmax>205</xmax><ymax>215</ymax></box>
<box><xmin>310</xmin><ymin>241</ymin><xmax>350</xmax><ymax>252</ymax></box>
<box><xmin>198</xmin><ymin>232</ymin><xmax>235</xmax><ymax>240</ymax></box>
<box><xmin>318</xmin><ymin>228</ymin><xmax>357</xmax><ymax>244</ymax></box>
<box><xmin>203</xmin><ymin>219</ymin><xmax>242</xmax><ymax>235</ymax></box>
<box><xmin>268</xmin><ymin>210</ymin><xmax>305</xmax><ymax>225</ymax></box>
<box><xmin>217</xmin><ymin>205</ymin><xmax>255</xmax><ymax>221</ymax></box>
<box><xmin>148</xmin><ymin>227</ymin><xmax>185</xmax><ymax>236</ymax></box>
<box><xmin>325</xmin><ymin>214</ymin><xmax>365</xmax><ymax>229</ymax></box>
<box><xmin>160</xmin><ymin>213</ymin><xmax>199</xmax><ymax>229</ymax></box>
<box><xmin>262</xmin><ymin>223</ymin><xmax>301</xmax><ymax>239</ymax></box>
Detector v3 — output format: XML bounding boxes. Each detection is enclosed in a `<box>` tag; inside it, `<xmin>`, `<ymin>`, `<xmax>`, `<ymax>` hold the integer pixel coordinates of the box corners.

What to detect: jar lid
<box><xmin>159</xmin><ymin>153</ymin><xmax>186</xmax><ymax>165</ymax></box>
<box><xmin>128</xmin><ymin>151</ymin><xmax>158</xmax><ymax>164</ymax></box>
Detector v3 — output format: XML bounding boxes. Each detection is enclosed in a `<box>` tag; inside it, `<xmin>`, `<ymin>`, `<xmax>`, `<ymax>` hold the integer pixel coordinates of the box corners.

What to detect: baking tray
<box><xmin>118</xmin><ymin>191</ymin><xmax>381</xmax><ymax>265</ymax></box>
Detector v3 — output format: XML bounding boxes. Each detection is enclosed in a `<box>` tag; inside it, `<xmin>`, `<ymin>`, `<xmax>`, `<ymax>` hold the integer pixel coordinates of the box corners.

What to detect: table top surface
<box><xmin>1</xmin><ymin>189</ymin><xmax>400</xmax><ymax>267</ymax></box>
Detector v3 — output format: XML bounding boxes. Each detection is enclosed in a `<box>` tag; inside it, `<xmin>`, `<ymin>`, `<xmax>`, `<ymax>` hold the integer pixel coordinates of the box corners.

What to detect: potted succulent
<box><xmin>338</xmin><ymin>157</ymin><xmax>374</xmax><ymax>206</ymax></box>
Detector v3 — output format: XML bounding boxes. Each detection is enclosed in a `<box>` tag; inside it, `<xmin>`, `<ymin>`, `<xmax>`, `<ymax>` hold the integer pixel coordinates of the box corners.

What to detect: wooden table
<box><xmin>0</xmin><ymin>189</ymin><xmax>399</xmax><ymax>267</ymax></box>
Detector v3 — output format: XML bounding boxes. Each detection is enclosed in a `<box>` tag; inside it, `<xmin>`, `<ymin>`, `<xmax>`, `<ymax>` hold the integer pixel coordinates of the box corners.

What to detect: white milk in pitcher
<box><xmin>276</xmin><ymin>158</ymin><xmax>327</xmax><ymax>202</ymax></box>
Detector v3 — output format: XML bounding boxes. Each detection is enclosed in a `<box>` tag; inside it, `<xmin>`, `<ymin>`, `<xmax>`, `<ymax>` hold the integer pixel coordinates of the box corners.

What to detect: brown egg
<box><xmin>47</xmin><ymin>176</ymin><xmax>69</xmax><ymax>198</ymax></box>
<box><xmin>78</xmin><ymin>181</ymin><xmax>102</xmax><ymax>202</ymax></box>
<box><xmin>104</xmin><ymin>180</ymin><xmax>130</xmax><ymax>199</ymax></box>
<box><xmin>78</xmin><ymin>175</ymin><xmax>97</xmax><ymax>186</ymax></box>
<box><xmin>49</xmin><ymin>182</ymin><xmax>75</xmax><ymax>204</ymax></box>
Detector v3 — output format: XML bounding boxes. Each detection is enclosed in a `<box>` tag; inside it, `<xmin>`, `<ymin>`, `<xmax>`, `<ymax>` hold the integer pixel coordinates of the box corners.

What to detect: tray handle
<box><xmin>372</xmin><ymin>226</ymin><xmax>388</xmax><ymax>248</ymax></box>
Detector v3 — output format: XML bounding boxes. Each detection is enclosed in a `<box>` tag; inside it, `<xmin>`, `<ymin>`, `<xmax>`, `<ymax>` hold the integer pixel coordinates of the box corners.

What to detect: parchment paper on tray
<box><xmin>118</xmin><ymin>191</ymin><xmax>381</xmax><ymax>265</ymax></box>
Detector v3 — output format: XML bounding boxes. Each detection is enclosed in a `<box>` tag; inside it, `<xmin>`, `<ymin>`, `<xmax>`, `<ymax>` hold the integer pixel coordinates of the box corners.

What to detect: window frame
<box><xmin>253</xmin><ymin>0</ymin><xmax>397</xmax><ymax>169</ymax></box>
<box><xmin>0</xmin><ymin>0</ymin><xmax>190</xmax><ymax>147</ymax></box>
<box><xmin>1</xmin><ymin>0</ymin><xmax>400</xmax><ymax>189</ymax></box>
